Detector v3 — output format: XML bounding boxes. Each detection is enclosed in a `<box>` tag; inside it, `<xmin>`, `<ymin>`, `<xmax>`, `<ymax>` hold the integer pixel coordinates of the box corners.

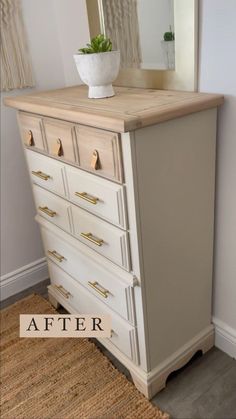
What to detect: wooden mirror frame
<box><xmin>86</xmin><ymin>0</ymin><xmax>198</xmax><ymax>91</ymax></box>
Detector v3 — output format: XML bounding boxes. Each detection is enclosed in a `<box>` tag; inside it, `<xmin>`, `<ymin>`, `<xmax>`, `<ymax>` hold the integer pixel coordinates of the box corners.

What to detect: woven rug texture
<box><xmin>0</xmin><ymin>294</ymin><xmax>169</xmax><ymax>419</ymax></box>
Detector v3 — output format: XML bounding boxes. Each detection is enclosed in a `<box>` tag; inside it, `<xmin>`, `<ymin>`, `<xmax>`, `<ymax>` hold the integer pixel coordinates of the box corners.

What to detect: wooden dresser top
<box><xmin>4</xmin><ymin>85</ymin><xmax>223</xmax><ymax>132</ymax></box>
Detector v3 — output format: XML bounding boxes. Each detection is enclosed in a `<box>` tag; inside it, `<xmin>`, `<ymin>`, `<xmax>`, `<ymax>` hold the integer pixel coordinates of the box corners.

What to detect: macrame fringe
<box><xmin>102</xmin><ymin>0</ymin><xmax>142</xmax><ymax>69</ymax></box>
<box><xmin>1</xmin><ymin>0</ymin><xmax>35</xmax><ymax>91</ymax></box>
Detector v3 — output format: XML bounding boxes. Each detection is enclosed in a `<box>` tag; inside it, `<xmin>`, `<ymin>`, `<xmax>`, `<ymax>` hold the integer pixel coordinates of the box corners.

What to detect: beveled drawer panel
<box><xmin>32</xmin><ymin>185</ymin><xmax>71</xmax><ymax>232</ymax></box>
<box><xmin>44</xmin><ymin>118</ymin><xmax>77</xmax><ymax>163</ymax></box>
<box><xmin>70</xmin><ymin>205</ymin><xmax>130</xmax><ymax>271</ymax></box>
<box><xmin>65</xmin><ymin>165</ymin><xmax>127</xmax><ymax>228</ymax></box>
<box><xmin>76</xmin><ymin>125</ymin><xmax>123</xmax><ymax>182</ymax></box>
<box><xmin>26</xmin><ymin>150</ymin><xmax>66</xmax><ymax>196</ymax></box>
<box><xmin>18</xmin><ymin>112</ymin><xmax>45</xmax><ymax>150</ymax></box>
<box><xmin>48</xmin><ymin>261</ymin><xmax>139</xmax><ymax>363</ymax></box>
<box><xmin>41</xmin><ymin>226</ymin><xmax>135</xmax><ymax>323</ymax></box>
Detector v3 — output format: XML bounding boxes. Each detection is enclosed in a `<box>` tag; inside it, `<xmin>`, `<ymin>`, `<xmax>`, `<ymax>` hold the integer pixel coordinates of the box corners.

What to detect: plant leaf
<box><xmin>78</xmin><ymin>33</ymin><xmax>113</xmax><ymax>54</ymax></box>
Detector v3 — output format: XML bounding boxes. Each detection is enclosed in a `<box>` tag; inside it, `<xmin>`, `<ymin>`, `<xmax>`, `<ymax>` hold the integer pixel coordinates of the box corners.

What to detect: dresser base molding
<box><xmin>130</xmin><ymin>325</ymin><xmax>214</xmax><ymax>399</ymax></box>
<box><xmin>48</xmin><ymin>283</ymin><xmax>214</xmax><ymax>399</ymax></box>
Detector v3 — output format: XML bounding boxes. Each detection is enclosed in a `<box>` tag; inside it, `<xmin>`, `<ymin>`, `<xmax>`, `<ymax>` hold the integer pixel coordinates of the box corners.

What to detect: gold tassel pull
<box><xmin>52</xmin><ymin>138</ymin><xmax>63</xmax><ymax>156</ymax></box>
<box><xmin>90</xmin><ymin>149</ymin><xmax>100</xmax><ymax>170</ymax></box>
<box><xmin>27</xmin><ymin>130</ymin><xmax>34</xmax><ymax>146</ymax></box>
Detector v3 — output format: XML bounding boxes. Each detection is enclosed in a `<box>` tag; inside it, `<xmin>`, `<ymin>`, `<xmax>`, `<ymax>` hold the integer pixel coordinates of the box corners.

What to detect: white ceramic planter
<box><xmin>74</xmin><ymin>51</ymin><xmax>120</xmax><ymax>99</ymax></box>
<box><xmin>161</xmin><ymin>40</ymin><xmax>175</xmax><ymax>70</ymax></box>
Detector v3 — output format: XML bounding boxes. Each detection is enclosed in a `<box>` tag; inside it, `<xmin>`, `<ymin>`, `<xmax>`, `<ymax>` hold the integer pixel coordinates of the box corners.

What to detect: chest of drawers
<box><xmin>5</xmin><ymin>86</ymin><xmax>223</xmax><ymax>399</ymax></box>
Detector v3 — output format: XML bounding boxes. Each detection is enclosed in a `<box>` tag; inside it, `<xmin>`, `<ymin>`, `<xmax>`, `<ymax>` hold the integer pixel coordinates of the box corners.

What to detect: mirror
<box><xmin>86</xmin><ymin>0</ymin><xmax>198</xmax><ymax>91</ymax></box>
<box><xmin>137</xmin><ymin>0</ymin><xmax>175</xmax><ymax>70</ymax></box>
<box><xmin>101</xmin><ymin>0</ymin><xmax>175</xmax><ymax>71</ymax></box>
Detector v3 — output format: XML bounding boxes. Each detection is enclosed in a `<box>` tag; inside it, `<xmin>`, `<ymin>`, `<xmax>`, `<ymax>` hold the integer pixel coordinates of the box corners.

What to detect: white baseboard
<box><xmin>213</xmin><ymin>316</ymin><xmax>236</xmax><ymax>359</ymax></box>
<box><xmin>0</xmin><ymin>258</ymin><xmax>49</xmax><ymax>301</ymax></box>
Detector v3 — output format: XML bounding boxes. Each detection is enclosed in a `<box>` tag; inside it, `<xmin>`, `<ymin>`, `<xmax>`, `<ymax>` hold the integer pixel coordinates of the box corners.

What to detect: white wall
<box><xmin>0</xmin><ymin>0</ymin><xmax>89</xmax><ymax>296</ymax></box>
<box><xmin>199</xmin><ymin>0</ymin><xmax>236</xmax><ymax>357</ymax></box>
<box><xmin>21</xmin><ymin>0</ymin><xmax>89</xmax><ymax>89</ymax></box>
<box><xmin>52</xmin><ymin>0</ymin><xmax>90</xmax><ymax>86</ymax></box>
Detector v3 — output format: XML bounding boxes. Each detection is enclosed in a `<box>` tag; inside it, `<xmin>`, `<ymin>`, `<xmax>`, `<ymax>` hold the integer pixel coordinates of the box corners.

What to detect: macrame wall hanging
<box><xmin>1</xmin><ymin>0</ymin><xmax>34</xmax><ymax>91</ymax></box>
<box><xmin>102</xmin><ymin>0</ymin><xmax>142</xmax><ymax>69</ymax></box>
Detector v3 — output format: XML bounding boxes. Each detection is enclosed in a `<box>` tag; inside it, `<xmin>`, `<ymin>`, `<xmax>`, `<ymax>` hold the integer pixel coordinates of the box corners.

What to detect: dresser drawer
<box><xmin>26</xmin><ymin>150</ymin><xmax>66</xmax><ymax>196</ymax></box>
<box><xmin>70</xmin><ymin>205</ymin><xmax>130</xmax><ymax>270</ymax></box>
<box><xmin>65</xmin><ymin>165</ymin><xmax>127</xmax><ymax>228</ymax></box>
<box><xmin>18</xmin><ymin>112</ymin><xmax>45</xmax><ymax>150</ymax></box>
<box><xmin>44</xmin><ymin>118</ymin><xmax>77</xmax><ymax>163</ymax></box>
<box><xmin>48</xmin><ymin>261</ymin><xmax>139</xmax><ymax>363</ymax></box>
<box><xmin>76</xmin><ymin>125</ymin><xmax>123</xmax><ymax>182</ymax></box>
<box><xmin>32</xmin><ymin>185</ymin><xmax>71</xmax><ymax>232</ymax></box>
<box><xmin>41</xmin><ymin>226</ymin><xmax>135</xmax><ymax>323</ymax></box>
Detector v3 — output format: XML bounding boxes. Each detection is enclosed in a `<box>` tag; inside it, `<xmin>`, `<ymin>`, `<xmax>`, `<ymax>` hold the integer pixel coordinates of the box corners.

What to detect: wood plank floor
<box><xmin>1</xmin><ymin>280</ymin><xmax>236</xmax><ymax>419</ymax></box>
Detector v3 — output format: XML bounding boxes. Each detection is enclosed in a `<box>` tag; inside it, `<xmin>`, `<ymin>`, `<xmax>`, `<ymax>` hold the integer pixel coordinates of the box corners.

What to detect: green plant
<box><xmin>163</xmin><ymin>31</ymin><xmax>175</xmax><ymax>41</ymax></box>
<box><xmin>79</xmin><ymin>34</ymin><xmax>112</xmax><ymax>54</ymax></box>
<box><xmin>163</xmin><ymin>26</ymin><xmax>175</xmax><ymax>41</ymax></box>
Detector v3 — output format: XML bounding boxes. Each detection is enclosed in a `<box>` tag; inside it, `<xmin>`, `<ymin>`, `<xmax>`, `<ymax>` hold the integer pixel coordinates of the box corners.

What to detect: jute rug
<box><xmin>0</xmin><ymin>294</ymin><xmax>169</xmax><ymax>419</ymax></box>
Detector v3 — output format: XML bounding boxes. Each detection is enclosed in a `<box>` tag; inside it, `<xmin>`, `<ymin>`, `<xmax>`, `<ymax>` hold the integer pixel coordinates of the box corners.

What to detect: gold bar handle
<box><xmin>48</xmin><ymin>250</ymin><xmax>65</xmax><ymax>262</ymax></box>
<box><xmin>88</xmin><ymin>281</ymin><xmax>110</xmax><ymax>299</ymax></box>
<box><xmin>75</xmin><ymin>192</ymin><xmax>99</xmax><ymax>205</ymax></box>
<box><xmin>38</xmin><ymin>206</ymin><xmax>57</xmax><ymax>217</ymax></box>
<box><xmin>32</xmin><ymin>170</ymin><xmax>51</xmax><ymax>181</ymax></box>
<box><xmin>80</xmin><ymin>232</ymin><xmax>104</xmax><ymax>247</ymax></box>
<box><xmin>53</xmin><ymin>284</ymin><xmax>71</xmax><ymax>299</ymax></box>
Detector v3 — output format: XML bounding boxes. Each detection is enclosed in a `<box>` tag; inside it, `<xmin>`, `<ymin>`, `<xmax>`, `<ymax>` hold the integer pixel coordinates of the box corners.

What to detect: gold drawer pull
<box><xmin>32</xmin><ymin>170</ymin><xmax>51</xmax><ymax>181</ymax></box>
<box><xmin>80</xmin><ymin>232</ymin><xmax>104</xmax><ymax>246</ymax></box>
<box><xmin>88</xmin><ymin>281</ymin><xmax>110</xmax><ymax>299</ymax></box>
<box><xmin>39</xmin><ymin>206</ymin><xmax>57</xmax><ymax>217</ymax></box>
<box><xmin>48</xmin><ymin>250</ymin><xmax>65</xmax><ymax>262</ymax></box>
<box><xmin>75</xmin><ymin>192</ymin><xmax>99</xmax><ymax>205</ymax></box>
<box><xmin>53</xmin><ymin>284</ymin><xmax>71</xmax><ymax>299</ymax></box>
<box><xmin>27</xmin><ymin>130</ymin><xmax>35</xmax><ymax>147</ymax></box>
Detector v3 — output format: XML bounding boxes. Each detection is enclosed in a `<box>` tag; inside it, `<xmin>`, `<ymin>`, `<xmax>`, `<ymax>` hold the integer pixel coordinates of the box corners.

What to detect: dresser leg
<box><xmin>130</xmin><ymin>371</ymin><xmax>152</xmax><ymax>400</ymax></box>
<box><xmin>131</xmin><ymin>326</ymin><xmax>214</xmax><ymax>400</ymax></box>
<box><xmin>48</xmin><ymin>293</ymin><xmax>60</xmax><ymax>310</ymax></box>
<box><xmin>130</xmin><ymin>370</ymin><xmax>167</xmax><ymax>400</ymax></box>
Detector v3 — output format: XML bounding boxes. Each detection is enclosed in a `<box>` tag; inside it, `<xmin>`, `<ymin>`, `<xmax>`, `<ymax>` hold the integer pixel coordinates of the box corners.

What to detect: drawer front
<box><xmin>44</xmin><ymin>118</ymin><xmax>77</xmax><ymax>163</ymax></box>
<box><xmin>76</xmin><ymin>125</ymin><xmax>123</xmax><ymax>182</ymax></box>
<box><xmin>65</xmin><ymin>165</ymin><xmax>127</xmax><ymax>228</ymax></box>
<box><xmin>33</xmin><ymin>185</ymin><xmax>71</xmax><ymax>232</ymax></box>
<box><xmin>18</xmin><ymin>112</ymin><xmax>45</xmax><ymax>150</ymax></box>
<box><xmin>26</xmin><ymin>150</ymin><xmax>66</xmax><ymax>196</ymax></box>
<box><xmin>41</xmin><ymin>226</ymin><xmax>135</xmax><ymax>323</ymax></box>
<box><xmin>70</xmin><ymin>205</ymin><xmax>130</xmax><ymax>271</ymax></box>
<box><xmin>48</xmin><ymin>261</ymin><xmax>139</xmax><ymax>363</ymax></box>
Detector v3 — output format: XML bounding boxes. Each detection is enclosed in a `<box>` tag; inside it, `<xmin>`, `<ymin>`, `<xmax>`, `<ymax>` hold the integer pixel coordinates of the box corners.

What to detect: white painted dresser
<box><xmin>5</xmin><ymin>86</ymin><xmax>223</xmax><ymax>398</ymax></box>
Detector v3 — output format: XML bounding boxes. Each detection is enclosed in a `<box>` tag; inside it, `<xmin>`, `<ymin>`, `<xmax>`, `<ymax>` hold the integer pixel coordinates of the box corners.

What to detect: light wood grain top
<box><xmin>4</xmin><ymin>85</ymin><xmax>224</xmax><ymax>132</ymax></box>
